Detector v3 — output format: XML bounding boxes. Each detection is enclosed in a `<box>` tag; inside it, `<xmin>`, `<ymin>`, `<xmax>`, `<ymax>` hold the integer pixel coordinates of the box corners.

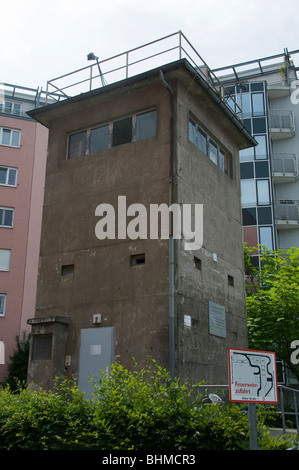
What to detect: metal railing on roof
<box><xmin>213</xmin><ymin>47</ymin><xmax>299</xmax><ymax>84</ymax></box>
<box><xmin>0</xmin><ymin>82</ymin><xmax>61</xmax><ymax>111</ymax></box>
<box><xmin>44</xmin><ymin>31</ymin><xmax>242</xmax><ymax>119</ymax></box>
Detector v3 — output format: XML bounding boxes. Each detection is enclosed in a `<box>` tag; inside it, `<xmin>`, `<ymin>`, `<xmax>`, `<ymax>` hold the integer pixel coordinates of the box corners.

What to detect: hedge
<box><xmin>0</xmin><ymin>361</ymin><xmax>297</xmax><ymax>450</ymax></box>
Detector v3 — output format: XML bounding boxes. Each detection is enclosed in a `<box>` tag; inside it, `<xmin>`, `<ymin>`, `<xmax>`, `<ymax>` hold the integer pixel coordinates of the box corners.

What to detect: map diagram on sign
<box><xmin>228</xmin><ymin>348</ymin><xmax>278</xmax><ymax>404</ymax></box>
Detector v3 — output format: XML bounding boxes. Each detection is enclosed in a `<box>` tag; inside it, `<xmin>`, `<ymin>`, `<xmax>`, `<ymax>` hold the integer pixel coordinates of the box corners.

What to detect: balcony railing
<box><xmin>0</xmin><ymin>82</ymin><xmax>58</xmax><ymax>117</ymax></box>
<box><xmin>274</xmin><ymin>200</ymin><xmax>299</xmax><ymax>229</ymax></box>
<box><xmin>44</xmin><ymin>31</ymin><xmax>242</xmax><ymax>120</ymax></box>
<box><xmin>269</xmin><ymin>109</ymin><xmax>295</xmax><ymax>139</ymax></box>
<box><xmin>272</xmin><ymin>153</ymin><xmax>298</xmax><ymax>183</ymax></box>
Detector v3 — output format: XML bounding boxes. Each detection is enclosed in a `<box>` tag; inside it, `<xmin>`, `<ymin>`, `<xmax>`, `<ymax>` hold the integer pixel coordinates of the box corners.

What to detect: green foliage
<box><xmin>3</xmin><ymin>332</ymin><xmax>30</xmax><ymax>390</ymax></box>
<box><xmin>245</xmin><ymin>245</ymin><xmax>299</xmax><ymax>381</ymax></box>
<box><xmin>0</xmin><ymin>361</ymin><xmax>297</xmax><ymax>450</ymax></box>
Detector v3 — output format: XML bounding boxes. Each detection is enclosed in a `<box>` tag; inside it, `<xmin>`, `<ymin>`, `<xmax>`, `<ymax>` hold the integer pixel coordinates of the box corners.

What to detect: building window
<box><xmin>0</xmin><ymin>294</ymin><xmax>6</xmax><ymax>317</ymax></box>
<box><xmin>0</xmin><ymin>249</ymin><xmax>10</xmax><ymax>271</ymax></box>
<box><xmin>240</xmin><ymin>162</ymin><xmax>254</xmax><ymax>179</ymax></box>
<box><xmin>130</xmin><ymin>253</ymin><xmax>145</xmax><ymax>266</ymax></box>
<box><xmin>255</xmin><ymin>161</ymin><xmax>269</xmax><ymax>178</ymax></box>
<box><xmin>252</xmin><ymin>117</ymin><xmax>266</xmax><ymax>134</ymax></box>
<box><xmin>194</xmin><ymin>256</ymin><xmax>201</xmax><ymax>270</ymax></box>
<box><xmin>68</xmin><ymin>131</ymin><xmax>87</xmax><ymax>159</ymax></box>
<box><xmin>0</xmin><ymin>207</ymin><xmax>14</xmax><ymax>228</ymax></box>
<box><xmin>198</xmin><ymin>129</ymin><xmax>207</xmax><ymax>155</ymax></box>
<box><xmin>90</xmin><ymin>125</ymin><xmax>109</xmax><ymax>153</ymax></box>
<box><xmin>239</xmin><ymin>146</ymin><xmax>254</xmax><ymax>163</ymax></box>
<box><xmin>256</xmin><ymin>179</ymin><xmax>270</xmax><ymax>205</ymax></box>
<box><xmin>242</xmin><ymin>207</ymin><xmax>257</xmax><ymax>226</ymax></box>
<box><xmin>0</xmin><ymin>167</ymin><xmax>17</xmax><ymax>187</ymax></box>
<box><xmin>67</xmin><ymin>109</ymin><xmax>156</xmax><ymax>159</ymax></box>
<box><xmin>241</xmin><ymin>179</ymin><xmax>256</xmax><ymax>207</ymax></box>
<box><xmin>259</xmin><ymin>226</ymin><xmax>273</xmax><ymax>251</ymax></box>
<box><xmin>0</xmin><ymin>101</ymin><xmax>21</xmax><ymax>115</ymax></box>
<box><xmin>188</xmin><ymin>118</ymin><xmax>197</xmax><ymax>146</ymax></box>
<box><xmin>188</xmin><ymin>116</ymin><xmax>232</xmax><ymax>176</ymax></box>
<box><xmin>239</xmin><ymin>93</ymin><xmax>251</xmax><ymax>118</ymax></box>
<box><xmin>258</xmin><ymin>207</ymin><xmax>272</xmax><ymax>225</ymax></box>
<box><xmin>228</xmin><ymin>275</ymin><xmax>234</xmax><ymax>287</ymax></box>
<box><xmin>209</xmin><ymin>140</ymin><xmax>218</xmax><ymax>165</ymax></box>
<box><xmin>136</xmin><ymin>110</ymin><xmax>156</xmax><ymax>140</ymax></box>
<box><xmin>112</xmin><ymin>117</ymin><xmax>132</xmax><ymax>147</ymax></box>
<box><xmin>61</xmin><ymin>264</ymin><xmax>75</xmax><ymax>276</ymax></box>
<box><xmin>251</xmin><ymin>93</ymin><xmax>265</xmax><ymax>117</ymax></box>
<box><xmin>254</xmin><ymin>135</ymin><xmax>268</xmax><ymax>160</ymax></box>
<box><xmin>0</xmin><ymin>128</ymin><xmax>21</xmax><ymax>148</ymax></box>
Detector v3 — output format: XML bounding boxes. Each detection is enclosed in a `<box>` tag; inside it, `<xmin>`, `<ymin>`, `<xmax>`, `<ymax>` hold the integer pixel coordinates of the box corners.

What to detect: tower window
<box><xmin>130</xmin><ymin>254</ymin><xmax>145</xmax><ymax>266</ymax></box>
<box><xmin>112</xmin><ymin>117</ymin><xmax>132</xmax><ymax>147</ymax></box>
<box><xmin>61</xmin><ymin>264</ymin><xmax>75</xmax><ymax>276</ymax></box>
<box><xmin>194</xmin><ymin>256</ymin><xmax>202</xmax><ymax>271</ymax></box>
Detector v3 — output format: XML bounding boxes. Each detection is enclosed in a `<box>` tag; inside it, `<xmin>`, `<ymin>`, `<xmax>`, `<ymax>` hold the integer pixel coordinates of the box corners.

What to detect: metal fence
<box><xmin>275</xmin><ymin>200</ymin><xmax>299</xmax><ymax>223</ymax></box>
<box><xmin>44</xmin><ymin>31</ymin><xmax>242</xmax><ymax>120</ymax></box>
<box><xmin>269</xmin><ymin>109</ymin><xmax>295</xmax><ymax>132</ymax></box>
<box><xmin>197</xmin><ymin>383</ymin><xmax>299</xmax><ymax>436</ymax></box>
<box><xmin>272</xmin><ymin>154</ymin><xmax>298</xmax><ymax>176</ymax></box>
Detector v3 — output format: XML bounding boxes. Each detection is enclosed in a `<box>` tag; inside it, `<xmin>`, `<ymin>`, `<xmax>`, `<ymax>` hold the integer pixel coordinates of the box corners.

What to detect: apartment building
<box><xmin>214</xmin><ymin>49</ymin><xmax>299</xmax><ymax>267</ymax></box>
<box><xmin>0</xmin><ymin>84</ymin><xmax>48</xmax><ymax>383</ymax></box>
<box><xmin>26</xmin><ymin>33</ymin><xmax>255</xmax><ymax>395</ymax></box>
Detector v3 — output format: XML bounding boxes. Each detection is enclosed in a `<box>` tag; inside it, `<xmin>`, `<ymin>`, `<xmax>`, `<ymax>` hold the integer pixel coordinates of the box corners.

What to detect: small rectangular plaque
<box><xmin>90</xmin><ymin>344</ymin><xmax>102</xmax><ymax>355</ymax></box>
<box><xmin>209</xmin><ymin>301</ymin><xmax>226</xmax><ymax>338</ymax></box>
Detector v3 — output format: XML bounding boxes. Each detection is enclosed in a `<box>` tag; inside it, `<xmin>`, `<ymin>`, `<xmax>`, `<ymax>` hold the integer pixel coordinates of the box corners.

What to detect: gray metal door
<box><xmin>78</xmin><ymin>327</ymin><xmax>114</xmax><ymax>398</ymax></box>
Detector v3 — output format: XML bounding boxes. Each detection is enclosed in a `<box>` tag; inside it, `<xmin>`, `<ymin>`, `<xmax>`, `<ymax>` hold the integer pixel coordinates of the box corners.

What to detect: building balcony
<box><xmin>267</xmin><ymin>82</ymin><xmax>290</xmax><ymax>99</ymax></box>
<box><xmin>274</xmin><ymin>200</ymin><xmax>299</xmax><ymax>229</ymax></box>
<box><xmin>269</xmin><ymin>110</ymin><xmax>295</xmax><ymax>140</ymax></box>
<box><xmin>272</xmin><ymin>153</ymin><xmax>298</xmax><ymax>183</ymax></box>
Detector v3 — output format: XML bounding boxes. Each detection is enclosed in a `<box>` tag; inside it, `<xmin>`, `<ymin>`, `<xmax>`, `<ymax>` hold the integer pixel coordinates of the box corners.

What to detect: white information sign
<box><xmin>228</xmin><ymin>348</ymin><xmax>278</xmax><ymax>404</ymax></box>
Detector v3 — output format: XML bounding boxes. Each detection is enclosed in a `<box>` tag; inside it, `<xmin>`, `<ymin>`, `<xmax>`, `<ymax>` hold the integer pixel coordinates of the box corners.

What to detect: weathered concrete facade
<box><xmin>27</xmin><ymin>60</ymin><xmax>255</xmax><ymax>391</ymax></box>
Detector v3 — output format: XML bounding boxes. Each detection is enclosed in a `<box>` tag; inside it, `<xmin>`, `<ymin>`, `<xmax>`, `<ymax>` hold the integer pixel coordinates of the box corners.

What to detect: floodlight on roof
<box><xmin>86</xmin><ymin>52</ymin><xmax>107</xmax><ymax>87</ymax></box>
<box><xmin>87</xmin><ymin>52</ymin><xmax>98</xmax><ymax>61</ymax></box>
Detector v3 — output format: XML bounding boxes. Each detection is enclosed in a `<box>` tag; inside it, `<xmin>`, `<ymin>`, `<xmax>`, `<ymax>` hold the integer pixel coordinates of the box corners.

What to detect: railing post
<box><xmin>294</xmin><ymin>390</ymin><xmax>299</xmax><ymax>435</ymax></box>
<box><xmin>89</xmin><ymin>65</ymin><xmax>93</xmax><ymax>91</ymax></box>
<box><xmin>179</xmin><ymin>31</ymin><xmax>182</xmax><ymax>60</ymax></box>
<box><xmin>45</xmin><ymin>81</ymin><xmax>49</xmax><ymax>105</ymax></box>
<box><xmin>248</xmin><ymin>403</ymin><xmax>258</xmax><ymax>450</ymax></box>
<box><xmin>280</xmin><ymin>386</ymin><xmax>286</xmax><ymax>434</ymax></box>
<box><xmin>126</xmin><ymin>52</ymin><xmax>129</xmax><ymax>79</ymax></box>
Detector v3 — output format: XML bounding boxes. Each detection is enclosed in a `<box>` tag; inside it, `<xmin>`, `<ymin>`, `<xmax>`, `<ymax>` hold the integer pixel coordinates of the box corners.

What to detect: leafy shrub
<box><xmin>2</xmin><ymin>332</ymin><xmax>30</xmax><ymax>390</ymax></box>
<box><xmin>0</xmin><ymin>361</ymin><xmax>297</xmax><ymax>450</ymax></box>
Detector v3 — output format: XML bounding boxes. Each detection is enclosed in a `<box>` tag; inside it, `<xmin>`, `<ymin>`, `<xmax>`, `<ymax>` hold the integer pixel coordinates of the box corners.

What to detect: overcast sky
<box><xmin>2</xmin><ymin>0</ymin><xmax>299</xmax><ymax>91</ymax></box>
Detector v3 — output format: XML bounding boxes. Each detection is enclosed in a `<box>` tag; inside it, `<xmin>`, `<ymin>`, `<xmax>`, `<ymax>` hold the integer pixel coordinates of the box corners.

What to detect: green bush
<box><xmin>0</xmin><ymin>361</ymin><xmax>297</xmax><ymax>450</ymax></box>
<box><xmin>2</xmin><ymin>332</ymin><xmax>30</xmax><ymax>390</ymax></box>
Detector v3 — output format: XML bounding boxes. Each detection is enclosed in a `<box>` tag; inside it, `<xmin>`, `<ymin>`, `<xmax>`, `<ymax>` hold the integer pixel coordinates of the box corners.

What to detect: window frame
<box><xmin>0</xmin><ymin>101</ymin><xmax>22</xmax><ymax>115</ymax></box>
<box><xmin>259</xmin><ymin>226</ymin><xmax>273</xmax><ymax>251</ymax></box>
<box><xmin>0</xmin><ymin>207</ymin><xmax>14</xmax><ymax>228</ymax></box>
<box><xmin>0</xmin><ymin>127</ymin><xmax>21</xmax><ymax>148</ymax></box>
<box><xmin>67</xmin><ymin>109</ymin><xmax>156</xmax><ymax>159</ymax></box>
<box><xmin>0</xmin><ymin>166</ymin><xmax>17</xmax><ymax>187</ymax></box>
<box><xmin>188</xmin><ymin>115</ymin><xmax>232</xmax><ymax>177</ymax></box>
<box><xmin>0</xmin><ymin>249</ymin><xmax>11</xmax><ymax>271</ymax></box>
<box><xmin>256</xmin><ymin>179</ymin><xmax>270</xmax><ymax>206</ymax></box>
<box><xmin>241</xmin><ymin>179</ymin><xmax>257</xmax><ymax>207</ymax></box>
<box><xmin>0</xmin><ymin>294</ymin><xmax>6</xmax><ymax>317</ymax></box>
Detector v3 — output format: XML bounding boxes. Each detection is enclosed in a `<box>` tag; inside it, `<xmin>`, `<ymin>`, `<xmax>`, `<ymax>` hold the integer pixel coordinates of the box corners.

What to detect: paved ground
<box><xmin>268</xmin><ymin>427</ymin><xmax>298</xmax><ymax>438</ymax></box>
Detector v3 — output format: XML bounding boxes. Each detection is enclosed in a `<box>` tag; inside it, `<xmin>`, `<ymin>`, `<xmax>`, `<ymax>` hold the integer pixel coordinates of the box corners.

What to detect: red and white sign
<box><xmin>228</xmin><ymin>348</ymin><xmax>278</xmax><ymax>404</ymax></box>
